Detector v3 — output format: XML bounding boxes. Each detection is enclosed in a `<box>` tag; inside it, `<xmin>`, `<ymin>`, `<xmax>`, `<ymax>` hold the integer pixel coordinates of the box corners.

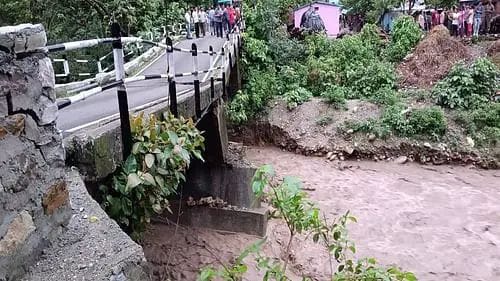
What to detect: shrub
<box><xmin>268</xmin><ymin>36</ymin><xmax>307</xmax><ymax>66</ymax></box>
<box><xmin>382</xmin><ymin>104</ymin><xmax>447</xmax><ymax>137</ymax></box>
<box><xmin>455</xmin><ymin>103</ymin><xmax>500</xmax><ymax>147</ymax></box>
<box><xmin>408</xmin><ymin>106</ymin><xmax>447</xmax><ymax>137</ymax></box>
<box><xmin>369</xmin><ymin>87</ymin><xmax>401</xmax><ymax>106</ymax></box>
<box><xmin>241</xmin><ymin>36</ymin><xmax>270</xmax><ymax>70</ymax></box>
<box><xmin>101</xmin><ymin>113</ymin><xmax>204</xmax><ymax>239</ymax></box>
<box><xmin>385</xmin><ymin>15</ymin><xmax>422</xmax><ymax>62</ymax></box>
<box><xmin>321</xmin><ymin>84</ymin><xmax>347</xmax><ymax>109</ymax></box>
<box><xmin>345</xmin><ymin>60</ymin><xmax>396</xmax><ymax>98</ymax></box>
<box><xmin>304</xmin><ymin>33</ymin><xmax>334</xmax><ymax>58</ymax></box>
<box><xmin>433</xmin><ymin>58</ymin><xmax>499</xmax><ymax>109</ymax></box>
<box><xmin>277</xmin><ymin>63</ymin><xmax>308</xmax><ymax>93</ymax></box>
<box><xmin>229</xmin><ymin>67</ymin><xmax>278</xmax><ymax>124</ymax></box>
<box><xmin>283</xmin><ymin>86</ymin><xmax>313</xmax><ymax>110</ymax></box>
<box><xmin>359</xmin><ymin>23</ymin><xmax>384</xmax><ymax>55</ymax></box>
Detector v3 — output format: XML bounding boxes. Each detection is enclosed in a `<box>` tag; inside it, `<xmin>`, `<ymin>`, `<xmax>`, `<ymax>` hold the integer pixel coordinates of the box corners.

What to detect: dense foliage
<box><xmin>384</xmin><ymin>16</ymin><xmax>423</xmax><ymax>62</ymax></box>
<box><xmin>454</xmin><ymin>103</ymin><xmax>500</xmax><ymax>147</ymax></box>
<box><xmin>198</xmin><ymin>166</ymin><xmax>417</xmax><ymax>281</ymax></box>
<box><xmin>433</xmin><ymin>58</ymin><xmax>499</xmax><ymax>109</ymax></box>
<box><xmin>100</xmin><ymin>113</ymin><xmax>204</xmax><ymax>239</ymax></box>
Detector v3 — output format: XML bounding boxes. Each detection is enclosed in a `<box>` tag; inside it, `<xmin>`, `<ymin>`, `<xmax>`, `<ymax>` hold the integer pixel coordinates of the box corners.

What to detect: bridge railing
<box><xmin>50</xmin><ymin>24</ymin><xmax>187</xmax><ymax>84</ymax></box>
<box><xmin>48</xmin><ymin>21</ymin><xmax>242</xmax><ymax>159</ymax></box>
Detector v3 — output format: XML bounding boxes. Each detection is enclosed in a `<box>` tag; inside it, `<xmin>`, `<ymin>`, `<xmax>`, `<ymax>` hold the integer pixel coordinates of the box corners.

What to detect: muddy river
<box><xmin>144</xmin><ymin>146</ymin><xmax>500</xmax><ymax>281</ymax></box>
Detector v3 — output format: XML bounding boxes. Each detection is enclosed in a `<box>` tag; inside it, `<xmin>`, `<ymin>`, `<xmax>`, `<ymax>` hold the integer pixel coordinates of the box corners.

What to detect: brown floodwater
<box><xmin>144</xmin><ymin>146</ymin><xmax>500</xmax><ymax>281</ymax></box>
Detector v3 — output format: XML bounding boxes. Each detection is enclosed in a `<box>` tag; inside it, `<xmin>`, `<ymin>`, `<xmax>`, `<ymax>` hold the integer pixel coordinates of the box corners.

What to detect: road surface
<box><xmin>57</xmin><ymin>36</ymin><xmax>225</xmax><ymax>131</ymax></box>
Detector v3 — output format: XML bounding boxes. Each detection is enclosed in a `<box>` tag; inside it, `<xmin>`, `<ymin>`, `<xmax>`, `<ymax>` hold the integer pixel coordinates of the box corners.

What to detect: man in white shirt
<box><xmin>192</xmin><ymin>7</ymin><xmax>200</xmax><ymax>38</ymax></box>
<box><xmin>199</xmin><ymin>8</ymin><xmax>207</xmax><ymax>37</ymax></box>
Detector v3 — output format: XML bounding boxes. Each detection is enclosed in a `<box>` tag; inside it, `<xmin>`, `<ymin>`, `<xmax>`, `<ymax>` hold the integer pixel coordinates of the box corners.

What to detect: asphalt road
<box><xmin>57</xmin><ymin>36</ymin><xmax>225</xmax><ymax>131</ymax></box>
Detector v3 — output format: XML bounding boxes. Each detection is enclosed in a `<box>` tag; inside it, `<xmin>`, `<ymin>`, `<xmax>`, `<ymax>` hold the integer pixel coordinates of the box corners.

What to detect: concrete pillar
<box><xmin>196</xmin><ymin>99</ymin><xmax>229</xmax><ymax>164</ymax></box>
<box><xmin>227</xmin><ymin>51</ymin><xmax>242</xmax><ymax>99</ymax></box>
<box><xmin>0</xmin><ymin>24</ymin><xmax>71</xmax><ymax>280</ymax></box>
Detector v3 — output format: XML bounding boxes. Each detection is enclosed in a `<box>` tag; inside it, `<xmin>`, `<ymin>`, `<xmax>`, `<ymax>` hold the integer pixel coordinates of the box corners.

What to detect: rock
<box><xmin>0</xmin><ymin>24</ymin><xmax>47</xmax><ymax>53</ymax></box>
<box><xmin>326</xmin><ymin>152</ymin><xmax>333</xmax><ymax>159</ymax></box>
<box><xmin>40</xmin><ymin>143</ymin><xmax>65</xmax><ymax>167</ymax></box>
<box><xmin>0</xmin><ymin>211</ymin><xmax>36</xmax><ymax>256</ymax></box>
<box><xmin>2</xmin><ymin>114</ymin><xmax>25</xmax><ymax>136</ymax></box>
<box><xmin>38</xmin><ymin>95</ymin><xmax>58</xmax><ymax>125</ymax></box>
<box><xmin>368</xmin><ymin>134</ymin><xmax>376</xmax><ymax>142</ymax></box>
<box><xmin>344</xmin><ymin>147</ymin><xmax>354</xmax><ymax>155</ymax></box>
<box><xmin>466</xmin><ymin>137</ymin><xmax>475</xmax><ymax>147</ymax></box>
<box><xmin>347</xmin><ymin>129</ymin><xmax>354</xmax><ymax>134</ymax></box>
<box><xmin>38</xmin><ymin>57</ymin><xmax>55</xmax><ymax>90</ymax></box>
<box><xmin>340</xmin><ymin>156</ymin><xmax>345</xmax><ymax>161</ymax></box>
<box><xmin>23</xmin><ymin>115</ymin><xmax>40</xmax><ymax>142</ymax></box>
<box><xmin>42</xmin><ymin>180</ymin><xmax>70</xmax><ymax>215</ymax></box>
<box><xmin>328</xmin><ymin>154</ymin><xmax>337</xmax><ymax>161</ymax></box>
<box><xmin>0</xmin><ymin>126</ymin><xmax>7</xmax><ymax>139</ymax></box>
<box><xmin>423</xmin><ymin>142</ymin><xmax>432</xmax><ymax>149</ymax></box>
<box><xmin>394</xmin><ymin>156</ymin><xmax>408</xmax><ymax>164</ymax></box>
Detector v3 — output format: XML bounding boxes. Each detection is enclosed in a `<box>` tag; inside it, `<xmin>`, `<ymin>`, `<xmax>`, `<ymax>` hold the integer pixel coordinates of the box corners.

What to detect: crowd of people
<box><xmin>184</xmin><ymin>4</ymin><xmax>241</xmax><ymax>39</ymax></box>
<box><xmin>415</xmin><ymin>1</ymin><xmax>498</xmax><ymax>37</ymax></box>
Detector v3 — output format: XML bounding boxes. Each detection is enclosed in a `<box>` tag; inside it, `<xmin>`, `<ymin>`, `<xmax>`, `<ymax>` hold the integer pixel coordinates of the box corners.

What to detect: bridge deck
<box><xmin>57</xmin><ymin>36</ymin><xmax>225</xmax><ymax>131</ymax></box>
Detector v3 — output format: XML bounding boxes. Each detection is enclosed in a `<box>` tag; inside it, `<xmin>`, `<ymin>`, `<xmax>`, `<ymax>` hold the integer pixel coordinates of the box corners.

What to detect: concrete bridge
<box><xmin>0</xmin><ymin>23</ymin><xmax>264</xmax><ymax>281</ymax></box>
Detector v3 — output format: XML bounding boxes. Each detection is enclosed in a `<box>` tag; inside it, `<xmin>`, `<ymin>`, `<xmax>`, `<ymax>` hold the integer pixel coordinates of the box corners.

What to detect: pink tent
<box><xmin>294</xmin><ymin>1</ymin><xmax>341</xmax><ymax>37</ymax></box>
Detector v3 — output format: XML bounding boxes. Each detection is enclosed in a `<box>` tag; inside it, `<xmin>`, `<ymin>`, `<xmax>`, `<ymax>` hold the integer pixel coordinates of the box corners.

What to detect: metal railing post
<box><xmin>221</xmin><ymin>47</ymin><xmax>226</xmax><ymax>71</ymax></box>
<box><xmin>111</xmin><ymin>22</ymin><xmax>132</xmax><ymax>159</ymax></box>
<box><xmin>210</xmin><ymin>77</ymin><xmax>215</xmax><ymax>100</ymax></box>
<box><xmin>166</xmin><ymin>37</ymin><xmax>178</xmax><ymax>117</ymax></box>
<box><xmin>192</xmin><ymin>43</ymin><xmax>201</xmax><ymax>119</ymax></box>
<box><xmin>97</xmin><ymin>56</ymin><xmax>103</xmax><ymax>73</ymax></box>
<box><xmin>62</xmin><ymin>55</ymin><xmax>70</xmax><ymax>83</ymax></box>
<box><xmin>209</xmin><ymin>45</ymin><xmax>214</xmax><ymax>69</ymax></box>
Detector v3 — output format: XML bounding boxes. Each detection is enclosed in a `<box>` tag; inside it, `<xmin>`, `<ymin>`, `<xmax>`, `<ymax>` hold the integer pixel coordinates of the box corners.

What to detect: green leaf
<box><xmin>124</xmin><ymin>155</ymin><xmax>137</xmax><ymax>174</ymax></box>
<box><xmin>143</xmin><ymin>172</ymin><xmax>156</xmax><ymax>186</ymax></box>
<box><xmin>155</xmin><ymin>175</ymin><xmax>165</xmax><ymax>188</ymax></box>
<box><xmin>132</xmin><ymin>142</ymin><xmax>141</xmax><ymax>154</ymax></box>
<box><xmin>167</xmin><ymin>131</ymin><xmax>179</xmax><ymax>145</ymax></box>
<box><xmin>145</xmin><ymin>153</ymin><xmax>155</xmax><ymax>168</ymax></box>
<box><xmin>126</xmin><ymin>173</ymin><xmax>142</xmax><ymax>191</ymax></box>
<box><xmin>152</xmin><ymin>204</ymin><xmax>162</xmax><ymax>214</ymax></box>
<box><xmin>157</xmin><ymin>167</ymin><xmax>169</xmax><ymax>175</ymax></box>
<box><xmin>338</xmin><ymin>264</ymin><xmax>345</xmax><ymax>272</ymax></box>
<box><xmin>192</xmin><ymin>150</ymin><xmax>204</xmax><ymax>161</ymax></box>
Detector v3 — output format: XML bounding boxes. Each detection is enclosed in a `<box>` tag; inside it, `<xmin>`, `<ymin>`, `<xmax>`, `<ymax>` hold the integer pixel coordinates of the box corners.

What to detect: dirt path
<box><xmin>144</xmin><ymin>146</ymin><xmax>500</xmax><ymax>281</ymax></box>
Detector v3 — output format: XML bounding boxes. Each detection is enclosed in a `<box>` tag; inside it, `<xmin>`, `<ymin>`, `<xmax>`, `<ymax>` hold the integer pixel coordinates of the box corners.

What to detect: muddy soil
<box><xmin>229</xmin><ymin>98</ymin><xmax>499</xmax><ymax>169</ymax></box>
<box><xmin>143</xmin><ymin>146</ymin><xmax>500</xmax><ymax>281</ymax></box>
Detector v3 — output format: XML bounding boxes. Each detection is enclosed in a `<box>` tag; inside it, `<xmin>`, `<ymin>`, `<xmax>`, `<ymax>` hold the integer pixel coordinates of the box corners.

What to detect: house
<box><xmin>294</xmin><ymin>1</ymin><xmax>341</xmax><ymax>37</ymax></box>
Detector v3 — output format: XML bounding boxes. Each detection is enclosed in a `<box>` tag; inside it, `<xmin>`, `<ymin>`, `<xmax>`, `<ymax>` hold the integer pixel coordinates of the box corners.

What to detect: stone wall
<box><xmin>0</xmin><ymin>24</ymin><xmax>71</xmax><ymax>280</ymax></box>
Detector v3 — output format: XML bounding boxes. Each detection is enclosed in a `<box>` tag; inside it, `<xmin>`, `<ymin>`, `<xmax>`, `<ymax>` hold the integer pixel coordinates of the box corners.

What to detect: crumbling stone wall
<box><xmin>0</xmin><ymin>24</ymin><xmax>71</xmax><ymax>280</ymax></box>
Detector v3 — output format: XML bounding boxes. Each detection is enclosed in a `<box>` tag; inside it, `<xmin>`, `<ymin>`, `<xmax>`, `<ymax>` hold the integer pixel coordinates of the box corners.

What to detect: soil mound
<box><xmin>487</xmin><ymin>39</ymin><xmax>500</xmax><ymax>67</ymax></box>
<box><xmin>397</xmin><ymin>25</ymin><xmax>472</xmax><ymax>88</ymax></box>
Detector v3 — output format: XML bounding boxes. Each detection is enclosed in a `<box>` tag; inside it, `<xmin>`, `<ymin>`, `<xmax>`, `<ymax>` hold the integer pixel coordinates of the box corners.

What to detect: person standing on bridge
<box><xmin>215</xmin><ymin>6</ymin><xmax>224</xmax><ymax>38</ymax></box>
<box><xmin>208</xmin><ymin>6</ymin><xmax>216</xmax><ymax>36</ymax></box>
<box><xmin>185</xmin><ymin>9</ymin><xmax>193</xmax><ymax>39</ymax></box>
<box><xmin>223</xmin><ymin>5</ymin><xmax>230</xmax><ymax>35</ymax></box>
<box><xmin>199</xmin><ymin>8</ymin><xmax>207</xmax><ymax>37</ymax></box>
<box><xmin>228</xmin><ymin>4</ymin><xmax>236</xmax><ymax>33</ymax></box>
<box><xmin>193</xmin><ymin>7</ymin><xmax>200</xmax><ymax>38</ymax></box>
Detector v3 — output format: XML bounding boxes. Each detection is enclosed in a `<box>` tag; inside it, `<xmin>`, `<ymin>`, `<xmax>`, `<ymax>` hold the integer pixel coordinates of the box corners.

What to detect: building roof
<box><xmin>294</xmin><ymin>1</ymin><xmax>340</xmax><ymax>11</ymax></box>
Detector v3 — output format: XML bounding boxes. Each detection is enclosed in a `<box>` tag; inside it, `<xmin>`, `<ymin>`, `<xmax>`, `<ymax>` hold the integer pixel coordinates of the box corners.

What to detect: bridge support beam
<box><xmin>196</xmin><ymin>99</ymin><xmax>228</xmax><ymax>164</ymax></box>
<box><xmin>226</xmin><ymin>50</ymin><xmax>242</xmax><ymax>99</ymax></box>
